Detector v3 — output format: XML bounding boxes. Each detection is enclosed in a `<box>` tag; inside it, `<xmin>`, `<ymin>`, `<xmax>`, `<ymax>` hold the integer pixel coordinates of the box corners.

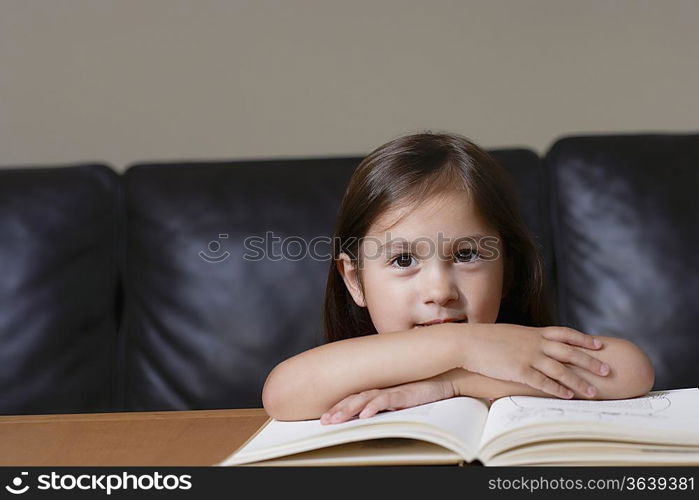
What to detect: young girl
<box><xmin>262</xmin><ymin>132</ymin><xmax>655</xmax><ymax>423</ymax></box>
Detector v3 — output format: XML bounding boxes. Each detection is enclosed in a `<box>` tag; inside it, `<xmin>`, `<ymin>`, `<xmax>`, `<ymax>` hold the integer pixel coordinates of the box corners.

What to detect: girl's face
<box><xmin>338</xmin><ymin>190</ymin><xmax>504</xmax><ymax>334</ymax></box>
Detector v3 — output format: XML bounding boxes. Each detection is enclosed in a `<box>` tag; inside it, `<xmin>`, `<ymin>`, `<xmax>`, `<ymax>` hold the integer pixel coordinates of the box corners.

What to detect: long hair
<box><xmin>323</xmin><ymin>132</ymin><xmax>552</xmax><ymax>342</ymax></box>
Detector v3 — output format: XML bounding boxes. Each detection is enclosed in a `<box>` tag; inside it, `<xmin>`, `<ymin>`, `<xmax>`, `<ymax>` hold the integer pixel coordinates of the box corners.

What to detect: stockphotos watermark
<box><xmin>198</xmin><ymin>231</ymin><xmax>501</xmax><ymax>266</ymax></box>
<box><xmin>4</xmin><ymin>470</ymin><xmax>192</xmax><ymax>495</ymax></box>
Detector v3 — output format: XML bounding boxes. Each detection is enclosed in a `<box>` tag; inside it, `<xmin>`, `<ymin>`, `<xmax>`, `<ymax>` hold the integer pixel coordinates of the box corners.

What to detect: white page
<box><xmin>219</xmin><ymin>396</ymin><xmax>489</xmax><ymax>465</ymax></box>
<box><xmin>479</xmin><ymin>388</ymin><xmax>699</xmax><ymax>450</ymax></box>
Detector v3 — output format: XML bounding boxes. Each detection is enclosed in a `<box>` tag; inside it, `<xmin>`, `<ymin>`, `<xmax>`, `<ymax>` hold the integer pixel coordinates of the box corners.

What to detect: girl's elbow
<box><xmin>617</xmin><ymin>339</ymin><xmax>655</xmax><ymax>398</ymax></box>
<box><xmin>638</xmin><ymin>349</ymin><xmax>655</xmax><ymax>395</ymax></box>
<box><xmin>261</xmin><ymin>367</ymin><xmax>287</xmax><ymax>420</ymax></box>
<box><xmin>261</xmin><ymin>363</ymin><xmax>316</xmax><ymax>421</ymax></box>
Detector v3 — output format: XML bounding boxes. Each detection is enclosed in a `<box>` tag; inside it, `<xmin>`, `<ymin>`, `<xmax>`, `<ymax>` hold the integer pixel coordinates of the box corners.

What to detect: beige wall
<box><xmin>1</xmin><ymin>0</ymin><xmax>698</xmax><ymax>171</ymax></box>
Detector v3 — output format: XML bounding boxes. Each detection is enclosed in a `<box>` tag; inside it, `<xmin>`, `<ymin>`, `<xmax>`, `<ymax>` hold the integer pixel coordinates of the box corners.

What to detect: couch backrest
<box><xmin>0</xmin><ymin>164</ymin><xmax>120</xmax><ymax>414</ymax></box>
<box><xmin>2</xmin><ymin>134</ymin><xmax>696</xmax><ymax>415</ymax></box>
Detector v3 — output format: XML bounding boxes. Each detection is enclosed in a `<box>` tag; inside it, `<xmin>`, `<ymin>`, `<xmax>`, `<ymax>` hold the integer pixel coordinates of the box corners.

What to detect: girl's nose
<box><xmin>420</xmin><ymin>266</ymin><xmax>459</xmax><ymax>305</ymax></box>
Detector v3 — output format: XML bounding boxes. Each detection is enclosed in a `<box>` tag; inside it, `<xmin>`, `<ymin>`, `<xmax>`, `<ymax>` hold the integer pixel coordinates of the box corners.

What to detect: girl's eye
<box><xmin>455</xmin><ymin>248</ymin><xmax>480</xmax><ymax>263</ymax></box>
<box><xmin>390</xmin><ymin>253</ymin><xmax>416</xmax><ymax>268</ymax></box>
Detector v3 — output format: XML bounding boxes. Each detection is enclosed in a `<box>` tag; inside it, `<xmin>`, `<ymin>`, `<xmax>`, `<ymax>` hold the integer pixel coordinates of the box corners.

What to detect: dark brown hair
<box><xmin>323</xmin><ymin>132</ymin><xmax>552</xmax><ymax>342</ymax></box>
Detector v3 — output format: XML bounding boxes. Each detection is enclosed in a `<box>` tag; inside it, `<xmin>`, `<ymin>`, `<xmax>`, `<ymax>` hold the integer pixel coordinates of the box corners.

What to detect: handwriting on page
<box><xmin>499</xmin><ymin>391</ymin><xmax>673</xmax><ymax>424</ymax></box>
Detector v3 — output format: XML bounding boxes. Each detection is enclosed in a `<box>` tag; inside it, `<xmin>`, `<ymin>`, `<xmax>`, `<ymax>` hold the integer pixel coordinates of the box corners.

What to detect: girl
<box><xmin>262</xmin><ymin>132</ymin><xmax>655</xmax><ymax>423</ymax></box>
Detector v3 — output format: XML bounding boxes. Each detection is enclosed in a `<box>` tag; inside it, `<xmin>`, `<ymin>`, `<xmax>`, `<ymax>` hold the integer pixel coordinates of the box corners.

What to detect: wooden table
<box><xmin>0</xmin><ymin>408</ymin><xmax>269</xmax><ymax>466</ymax></box>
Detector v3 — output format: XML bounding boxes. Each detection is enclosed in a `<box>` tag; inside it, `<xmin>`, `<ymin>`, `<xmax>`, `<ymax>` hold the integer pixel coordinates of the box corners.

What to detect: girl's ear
<box><xmin>336</xmin><ymin>252</ymin><xmax>366</xmax><ymax>308</ymax></box>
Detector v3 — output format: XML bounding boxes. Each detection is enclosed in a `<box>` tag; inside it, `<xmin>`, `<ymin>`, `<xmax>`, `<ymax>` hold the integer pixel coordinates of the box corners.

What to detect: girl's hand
<box><xmin>319</xmin><ymin>373</ymin><xmax>456</xmax><ymax>425</ymax></box>
<box><xmin>459</xmin><ymin>324</ymin><xmax>610</xmax><ymax>399</ymax></box>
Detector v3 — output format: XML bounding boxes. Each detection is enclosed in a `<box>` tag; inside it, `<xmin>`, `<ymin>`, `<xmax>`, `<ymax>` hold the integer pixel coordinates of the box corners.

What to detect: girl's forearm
<box><xmin>263</xmin><ymin>327</ymin><xmax>655</xmax><ymax>420</ymax></box>
<box><xmin>262</xmin><ymin>323</ymin><xmax>463</xmax><ymax>420</ymax></box>
<box><xmin>449</xmin><ymin>336</ymin><xmax>655</xmax><ymax>401</ymax></box>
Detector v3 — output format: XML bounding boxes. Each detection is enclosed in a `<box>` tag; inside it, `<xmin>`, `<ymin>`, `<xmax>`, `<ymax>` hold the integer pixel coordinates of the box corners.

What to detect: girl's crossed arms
<box><xmin>263</xmin><ymin>323</ymin><xmax>653</xmax><ymax>423</ymax></box>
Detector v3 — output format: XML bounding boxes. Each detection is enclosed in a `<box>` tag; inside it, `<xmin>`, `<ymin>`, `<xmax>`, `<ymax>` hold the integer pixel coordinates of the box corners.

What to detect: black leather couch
<box><xmin>2</xmin><ymin>133</ymin><xmax>697</xmax><ymax>415</ymax></box>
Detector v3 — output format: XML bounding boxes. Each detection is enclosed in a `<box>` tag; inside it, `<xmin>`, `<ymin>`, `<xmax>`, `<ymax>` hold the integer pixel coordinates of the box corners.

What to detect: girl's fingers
<box><xmin>321</xmin><ymin>390</ymin><xmax>380</xmax><ymax>424</ymax></box>
<box><xmin>320</xmin><ymin>395</ymin><xmax>359</xmax><ymax>424</ymax></box>
<box><xmin>521</xmin><ymin>367</ymin><xmax>575</xmax><ymax>399</ymax></box>
<box><xmin>321</xmin><ymin>390</ymin><xmax>409</xmax><ymax>424</ymax></box>
<box><xmin>534</xmin><ymin>358</ymin><xmax>598</xmax><ymax>398</ymax></box>
<box><xmin>359</xmin><ymin>390</ymin><xmax>410</xmax><ymax>418</ymax></box>
<box><xmin>543</xmin><ymin>341</ymin><xmax>610</xmax><ymax>376</ymax></box>
<box><xmin>542</xmin><ymin>327</ymin><xmax>603</xmax><ymax>350</ymax></box>
<box><xmin>359</xmin><ymin>394</ymin><xmax>392</xmax><ymax>419</ymax></box>
<box><xmin>358</xmin><ymin>404</ymin><xmax>379</xmax><ymax>419</ymax></box>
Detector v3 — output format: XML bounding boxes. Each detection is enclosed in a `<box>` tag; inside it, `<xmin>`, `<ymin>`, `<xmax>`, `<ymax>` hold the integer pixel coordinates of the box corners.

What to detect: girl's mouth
<box><xmin>414</xmin><ymin>318</ymin><xmax>467</xmax><ymax>328</ymax></box>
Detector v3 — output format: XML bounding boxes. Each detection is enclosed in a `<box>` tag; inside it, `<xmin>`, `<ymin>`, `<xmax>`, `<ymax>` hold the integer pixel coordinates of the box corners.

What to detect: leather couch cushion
<box><xmin>120</xmin><ymin>158</ymin><xmax>359</xmax><ymax>410</ymax></box>
<box><xmin>546</xmin><ymin>134</ymin><xmax>699</xmax><ymax>391</ymax></box>
<box><xmin>0</xmin><ymin>164</ymin><xmax>119</xmax><ymax>414</ymax></box>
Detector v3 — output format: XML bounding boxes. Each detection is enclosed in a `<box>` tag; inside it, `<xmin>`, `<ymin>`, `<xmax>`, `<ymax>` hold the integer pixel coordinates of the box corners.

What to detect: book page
<box><xmin>248</xmin><ymin>439</ymin><xmax>463</xmax><ymax>466</ymax></box>
<box><xmin>218</xmin><ymin>396</ymin><xmax>489</xmax><ymax>465</ymax></box>
<box><xmin>479</xmin><ymin>388</ymin><xmax>699</xmax><ymax>451</ymax></box>
<box><xmin>485</xmin><ymin>439</ymin><xmax>699</xmax><ymax>466</ymax></box>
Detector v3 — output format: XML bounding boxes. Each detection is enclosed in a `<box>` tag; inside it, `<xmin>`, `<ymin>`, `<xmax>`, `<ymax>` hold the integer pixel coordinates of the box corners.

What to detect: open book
<box><xmin>218</xmin><ymin>388</ymin><xmax>699</xmax><ymax>466</ymax></box>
